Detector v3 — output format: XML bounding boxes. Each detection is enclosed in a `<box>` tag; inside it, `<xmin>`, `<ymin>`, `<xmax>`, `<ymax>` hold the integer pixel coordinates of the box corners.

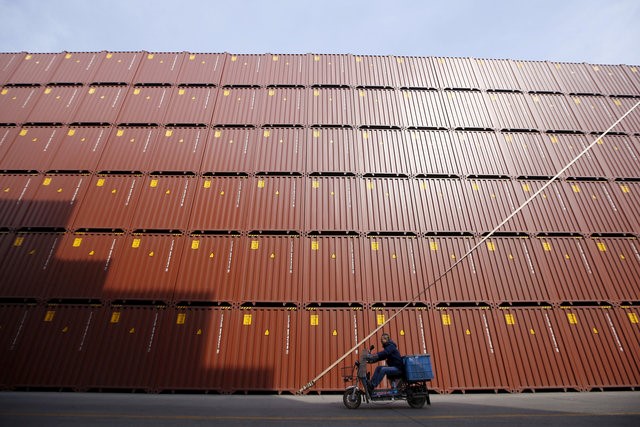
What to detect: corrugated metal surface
<box><xmin>151</xmin><ymin>307</ymin><xmax>229</xmax><ymax>391</ymax></box>
<box><xmin>211</xmin><ymin>87</ymin><xmax>262</xmax><ymax>125</ymax></box>
<box><xmin>0</xmin><ymin>174</ymin><xmax>38</xmax><ymax>228</ymax></box>
<box><xmin>45</xmin><ymin>232</ymin><xmax>123</xmax><ymax>301</ymax></box>
<box><xmin>50</xmin><ymin>52</ymin><xmax>102</xmax><ymax>84</ymax></box>
<box><xmin>0</xmin><ymin>232</ymin><xmax>63</xmax><ymax>300</ymax></box>
<box><xmin>357</xmin><ymin>129</ymin><xmax>409</xmax><ymax>175</ymax></box>
<box><xmin>517</xmin><ymin>180</ymin><xmax>582</xmax><ymax>234</ymax></box>
<box><xmin>359</xmin><ymin>177</ymin><xmax>418</xmax><ymax>232</ymax></box>
<box><xmin>587</xmin><ymin>64</ymin><xmax>640</xmax><ymax>96</ymax></box>
<box><xmin>452</xmin><ymin>131</ymin><xmax>511</xmax><ymax>176</ymax></box>
<box><xmin>352</xmin><ymin>55</ymin><xmax>399</xmax><ymax>88</ymax></box>
<box><xmin>395</xmin><ymin>56</ymin><xmax>438</xmax><ymax>89</ymax></box>
<box><xmin>5</xmin><ymin>304</ymin><xmax>98</xmax><ymax>388</ymax></box>
<box><xmin>0</xmin><ymin>86</ymin><xmax>41</xmax><ymax>124</ymax></box>
<box><xmin>200</xmin><ymin>127</ymin><xmax>254</xmax><ymax>174</ymax></box>
<box><xmin>225</xmin><ymin>308</ymin><xmax>299</xmax><ymax>392</ymax></box>
<box><xmin>6</xmin><ymin>53</ymin><xmax>60</xmax><ymax>85</ymax></box>
<box><xmin>542</xmin><ymin>134</ymin><xmax>607</xmax><ymax>179</ymax></box>
<box><xmin>177</xmin><ymin>52</ymin><xmax>224</xmax><ymax>85</ymax></box>
<box><xmin>133</xmin><ymin>52</ymin><xmax>184</xmax><ymax>84</ymax></box>
<box><xmin>486</xmin><ymin>92</ymin><xmax>539</xmax><ymax>131</ymax></box>
<box><xmin>72</xmin><ymin>174</ymin><xmax>143</xmax><ymax>230</ymax></box>
<box><xmin>0</xmin><ymin>304</ymin><xmax>33</xmax><ymax>385</ymax></box>
<box><xmin>353</xmin><ymin>88</ymin><xmax>403</xmax><ymax>127</ymax></box>
<box><xmin>475</xmin><ymin>59</ymin><xmax>520</xmax><ymax>91</ymax></box>
<box><xmin>91</xmin><ymin>51</ymin><xmax>142</xmax><ymax>84</ymax></box>
<box><xmin>245</xmin><ymin>176</ymin><xmax>303</xmax><ymax>231</ymax></box>
<box><xmin>148</xmin><ymin>127</ymin><xmax>207</xmax><ymax>173</ymax></box>
<box><xmin>96</xmin><ymin>126</ymin><xmax>159</xmax><ymax>173</ymax></box>
<box><xmin>220</xmin><ymin>54</ymin><xmax>263</xmax><ymax>86</ymax></box>
<box><xmin>301</xmin><ymin>236</ymin><xmax>365</xmax><ymax>305</ymax></box>
<box><xmin>306</xmin><ymin>88</ymin><xmax>354</xmax><ymax>126</ymax></box>
<box><xmin>240</xmin><ymin>236</ymin><xmax>301</xmax><ymax>303</ymax></box>
<box><xmin>174</xmin><ymin>235</ymin><xmax>246</xmax><ymax>303</ymax></box>
<box><xmin>81</xmin><ymin>306</ymin><xmax>164</xmax><ymax>390</ymax></box>
<box><xmin>19</xmin><ymin>174</ymin><xmax>89</xmax><ymax>229</ymax></box>
<box><xmin>104</xmin><ymin>234</ymin><xmax>184</xmax><ymax>302</ymax></box>
<box><xmin>442</xmin><ymin>91</ymin><xmax>494</xmax><ymax>130</ymax></box>
<box><xmin>254</xmin><ymin>127</ymin><xmax>305</xmax><ymax>173</ymax></box>
<box><xmin>304</xmin><ymin>176</ymin><xmax>360</xmax><ymax>232</ymax></box>
<box><xmin>622</xmin><ymin>66</ymin><xmax>640</xmax><ymax>93</ymax></box>
<box><xmin>511</xmin><ymin>60</ymin><xmax>562</xmax><ymax>93</ymax></box>
<box><xmin>550</xmin><ymin>62</ymin><xmax>598</xmax><ymax>95</ymax></box>
<box><xmin>588</xmin><ymin>237</ymin><xmax>640</xmax><ymax>304</ymax></box>
<box><xmin>400</xmin><ymin>89</ymin><xmax>449</xmax><ymax>129</ymax></box>
<box><xmin>307</xmin><ymin>54</ymin><xmax>352</xmax><ymax>86</ymax></box>
<box><xmin>0</xmin><ymin>126</ymin><xmax>19</xmax><ymax>162</ymax></box>
<box><xmin>594</xmin><ymin>135</ymin><xmax>640</xmax><ymax>179</ymax></box>
<box><xmin>0</xmin><ymin>53</ymin><xmax>22</xmax><ymax>85</ymax></box>
<box><xmin>610</xmin><ymin>97</ymin><xmax>640</xmax><ymax>134</ymax></box>
<box><xmin>565</xmin><ymin>181</ymin><xmax>634</xmax><ymax>235</ymax></box>
<box><xmin>72</xmin><ymin>85</ymin><xmax>127</xmax><ymax>124</ymax></box>
<box><xmin>464</xmin><ymin>179</ymin><xmax>529</xmax><ymax>233</ymax></box>
<box><xmin>305</xmin><ymin>127</ymin><xmax>358</xmax><ymax>174</ymax></box>
<box><xmin>116</xmin><ymin>86</ymin><xmax>171</xmax><ymax>125</ymax></box>
<box><xmin>527</xmin><ymin>94</ymin><xmax>582</xmax><ymax>132</ymax></box>
<box><xmin>432</xmin><ymin>57</ymin><xmax>481</xmax><ymax>90</ymax></box>
<box><xmin>163</xmin><ymin>86</ymin><xmax>216</xmax><ymax>125</ymax></box>
<box><xmin>501</xmin><ymin>133</ymin><xmax>559</xmax><ymax>178</ymax></box>
<box><xmin>49</xmin><ymin>126</ymin><xmax>111</xmax><ymax>172</ymax></box>
<box><xmin>189</xmin><ymin>176</ymin><xmax>248</xmax><ymax>231</ymax></box>
<box><xmin>0</xmin><ymin>126</ymin><xmax>63</xmax><ymax>172</ymax></box>
<box><xmin>568</xmin><ymin>95</ymin><xmax>619</xmax><ymax>133</ymax></box>
<box><xmin>130</xmin><ymin>175</ymin><xmax>196</xmax><ymax>231</ymax></box>
<box><xmin>261</xmin><ymin>87</ymin><xmax>306</xmax><ymax>125</ymax></box>
<box><xmin>259</xmin><ymin>54</ymin><xmax>307</xmax><ymax>86</ymax></box>
<box><xmin>412</xmin><ymin>179</ymin><xmax>475</xmax><ymax>233</ymax></box>
<box><xmin>361</xmin><ymin>236</ymin><xmax>425</xmax><ymax>303</ymax></box>
<box><xmin>613</xmin><ymin>182</ymin><xmax>640</xmax><ymax>232</ymax></box>
<box><xmin>405</xmin><ymin>130</ymin><xmax>462</xmax><ymax>176</ymax></box>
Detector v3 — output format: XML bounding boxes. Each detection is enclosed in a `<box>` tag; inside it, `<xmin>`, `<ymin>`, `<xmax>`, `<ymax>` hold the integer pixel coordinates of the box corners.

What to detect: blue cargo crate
<box><xmin>403</xmin><ymin>354</ymin><xmax>434</xmax><ymax>381</ymax></box>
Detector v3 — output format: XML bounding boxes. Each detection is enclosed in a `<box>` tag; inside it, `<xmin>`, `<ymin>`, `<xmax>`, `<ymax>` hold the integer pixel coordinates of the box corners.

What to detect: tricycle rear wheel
<box><xmin>343</xmin><ymin>389</ymin><xmax>362</xmax><ymax>409</ymax></box>
<box><xmin>407</xmin><ymin>395</ymin><xmax>427</xmax><ymax>409</ymax></box>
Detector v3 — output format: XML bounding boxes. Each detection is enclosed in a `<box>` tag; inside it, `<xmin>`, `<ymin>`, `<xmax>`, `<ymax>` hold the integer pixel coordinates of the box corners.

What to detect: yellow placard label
<box><xmin>310</xmin><ymin>314</ymin><xmax>319</xmax><ymax>326</ymax></box>
<box><xmin>628</xmin><ymin>313</ymin><xmax>639</xmax><ymax>324</ymax></box>
<box><xmin>44</xmin><ymin>87</ymin><xmax>52</xmax><ymax>95</ymax></box>
<box><xmin>243</xmin><ymin>314</ymin><xmax>252</xmax><ymax>326</ymax></box>
<box><xmin>44</xmin><ymin>311</ymin><xmax>55</xmax><ymax>322</ymax></box>
<box><xmin>97</xmin><ymin>178</ymin><xmax>105</xmax><ymax>187</ymax></box>
<box><xmin>371</xmin><ymin>241</ymin><xmax>379</xmax><ymax>251</ymax></box>
<box><xmin>43</xmin><ymin>177</ymin><xmax>52</xmax><ymax>186</ymax></box>
<box><xmin>133</xmin><ymin>88</ymin><xmax>141</xmax><ymax>95</ymax></box>
<box><xmin>311</xmin><ymin>241</ymin><xmax>319</xmax><ymax>251</ymax></box>
<box><xmin>542</xmin><ymin>241</ymin><xmax>552</xmax><ymax>252</ymax></box>
<box><xmin>1</xmin><ymin>88</ymin><xmax>8</xmax><ymax>95</ymax></box>
<box><xmin>257</xmin><ymin>180</ymin><xmax>265</xmax><ymax>188</ymax></box>
<box><xmin>268</xmin><ymin>89</ymin><xmax>275</xmax><ymax>96</ymax></box>
<box><xmin>191</xmin><ymin>240</ymin><xmax>199</xmax><ymax>250</ymax></box>
<box><xmin>442</xmin><ymin>314</ymin><xmax>451</xmax><ymax>326</ymax></box>
<box><xmin>203</xmin><ymin>180</ymin><xmax>211</xmax><ymax>189</ymax></box>
<box><xmin>223</xmin><ymin>89</ymin><xmax>230</xmax><ymax>96</ymax></box>
<box><xmin>165</xmin><ymin>130</ymin><xmax>173</xmax><ymax>137</ymax></box>
<box><xmin>150</xmin><ymin>179</ymin><xmax>158</xmax><ymax>188</ymax></box>
<box><xmin>619</xmin><ymin>185</ymin><xmax>630</xmax><ymax>194</ymax></box>
<box><xmin>177</xmin><ymin>313</ymin><xmax>186</xmax><ymax>324</ymax></box>
<box><xmin>214</xmin><ymin>130</ymin><xmax>222</xmax><ymax>138</ymax></box>
<box><xmin>313</xmin><ymin>130</ymin><xmax>321</xmax><ymax>138</ymax></box>
<box><xmin>13</xmin><ymin>237</ymin><xmax>24</xmax><ymax>247</ymax></box>
<box><xmin>312</xmin><ymin>180</ymin><xmax>320</xmax><ymax>189</ymax></box>
<box><xmin>487</xmin><ymin>242</ymin><xmax>496</xmax><ymax>252</ymax></box>
<box><xmin>505</xmin><ymin>314</ymin><xmax>515</xmax><ymax>325</ymax></box>
<box><xmin>251</xmin><ymin>240</ymin><xmax>259</xmax><ymax>250</ymax></box>
<box><xmin>116</xmin><ymin>129</ymin><xmax>124</xmax><ymax>137</ymax></box>
<box><xmin>263</xmin><ymin>130</ymin><xmax>271</xmax><ymax>137</ymax></box>
<box><xmin>67</xmin><ymin>129</ymin><xmax>76</xmax><ymax>136</ymax></box>
<box><xmin>429</xmin><ymin>241</ymin><xmax>438</xmax><ymax>251</ymax></box>
<box><xmin>597</xmin><ymin>242</ymin><xmax>607</xmax><ymax>252</ymax></box>
<box><xmin>567</xmin><ymin>313</ymin><xmax>578</xmax><ymax>324</ymax></box>
<box><xmin>132</xmin><ymin>238</ymin><xmax>141</xmax><ymax>248</ymax></box>
<box><xmin>72</xmin><ymin>238</ymin><xmax>82</xmax><ymax>247</ymax></box>
<box><xmin>110</xmin><ymin>312</ymin><xmax>120</xmax><ymax>323</ymax></box>
<box><xmin>571</xmin><ymin>184</ymin><xmax>581</xmax><ymax>193</ymax></box>
<box><xmin>19</xmin><ymin>129</ymin><xmax>28</xmax><ymax>136</ymax></box>
<box><xmin>377</xmin><ymin>314</ymin><xmax>385</xmax><ymax>326</ymax></box>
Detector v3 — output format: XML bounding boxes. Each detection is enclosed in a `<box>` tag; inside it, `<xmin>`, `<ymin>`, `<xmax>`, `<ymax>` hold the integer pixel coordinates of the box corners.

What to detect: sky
<box><xmin>1</xmin><ymin>0</ymin><xmax>639</xmax><ymax>65</ymax></box>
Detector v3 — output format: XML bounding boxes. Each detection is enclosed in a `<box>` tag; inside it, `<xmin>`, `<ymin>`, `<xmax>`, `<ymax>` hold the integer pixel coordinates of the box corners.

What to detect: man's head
<box><xmin>381</xmin><ymin>333</ymin><xmax>391</xmax><ymax>345</ymax></box>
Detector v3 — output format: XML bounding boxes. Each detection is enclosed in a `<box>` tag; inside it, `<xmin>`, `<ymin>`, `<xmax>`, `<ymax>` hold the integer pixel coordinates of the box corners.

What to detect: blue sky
<box><xmin>1</xmin><ymin>0</ymin><xmax>639</xmax><ymax>64</ymax></box>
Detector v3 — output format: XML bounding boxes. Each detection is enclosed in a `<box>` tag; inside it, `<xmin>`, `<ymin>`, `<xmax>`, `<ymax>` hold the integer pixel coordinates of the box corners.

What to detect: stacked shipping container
<box><xmin>0</xmin><ymin>51</ymin><xmax>639</xmax><ymax>394</ymax></box>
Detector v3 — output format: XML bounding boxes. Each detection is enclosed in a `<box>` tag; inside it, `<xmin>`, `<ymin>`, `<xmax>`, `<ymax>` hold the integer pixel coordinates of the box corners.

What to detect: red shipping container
<box><xmin>588</xmin><ymin>238</ymin><xmax>640</xmax><ymax>304</ymax></box>
<box><xmin>305</xmin><ymin>127</ymin><xmax>359</xmax><ymax>175</ymax></box>
<box><xmin>72</xmin><ymin>85</ymin><xmax>127</xmax><ymax>124</ymax></box>
<box><xmin>117</xmin><ymin>86</ymin><xmax>172</xmax><ymax>125</ymax></box>
<box><xmin>200</xmin><ymin>128</ymin><xmax>256</xmax><ymax>174</ymax></box>
<box><xmin>220</xmin><ymin>54</ymin><xmax>264</xmax><ymax>86</ymax></box>
<box><xmin>0</xmin><ymin>126</ymin><xmax>64</xmax><ymax>172</ymax></box>
<box><xmin>175</xmin><ymin>235</ymin><xmax>247</xmax><ymax>303</ymax></box>
<box><xmin>97</xmin><ymin>126</ymin><xmax>159</xmax><ymax>173</ymax></box>
<box><xmin>359</xmin><ymin>177</ymin><xmax>418</xmax><ymax>232</ymax></box>
<box><xmin>475</xmin><ymin>58</ymin><xmax>520</xmax><ymax>91</ymax></box>
<box><xmin>50</xmin><ymin>52</ymin><xmax>103</xmax><ymax>84</ymax></box>
<box><xmin>261</xmin><ymin>87</ymin><xmax>306</xmax><ymax>126</ymax></box>
<box><xmin>48</xmin><ymin>126</ymin><xmax>111</xmax><ymax>172</ymax></box>
<box><xmin>6</xmin><ymin>53</ymin><xmax>61</xmax><ymax>85</ymax></box>
<box><xmin>258</xmin><ymin>54</ymin><xmax>307</xmax><ymax>86</ymax></box>
<box><xmin>453</xmin><ymin>131</ymin><xmax>511</xmax><ymax>177</ymax></box>
<box><xmin>26</xmin><ymin>85</ymin><xmax>83</xmax><ymax>124</ymax></box>
<box><xmin>500</xmin><ymin>133</ymin><xmax>559</xmax><ymax>178</ymax></box>
<box><xmin>588</xmin><ymin>64</ymin><xmax>640</xmax><ymax>97</ymax></box>
<box><xmin>148</xmin><ymin>127</ymin><xmax>208</xmax><ymax>173</ymax></box>
<box><xmin>72</xmin><ymin>174</ymin><xmax>144</xmax><ymax>230</ymax></box>
<box><xmin>307</xmin><ymin>54</ymin><xmax>352</xmax><ymax>86</ymax></box>
<box><xmin>92</xmin><ymin>51</ymin><xmax>143</xmax><ymax>84</ymax></box>
<box><xmin>516</xmin><ymin>180</ymin><xmax>583</xmax><ymax>234</ymax></box>
<box><xmin>463</xmin><ymin>179</ymin><xmax>529</xmax><ymax>233</ymax></box>
<box><xmin>0</xmin><ymin>86</ymin><xmax>42</xmax><ymax>124</ymax></box>
<box><xmin>613</xmin><ymin>181</ymin><xmax>640</xmax><ymax>231</ymax></box>
<box><xmin>189</xmin><ymin>176</ymin><xmax>249</xmax><ymax>231</ymax></box>
<box><xmin>486</xmin><ymin>92</ymin><xmax>539</xmax><ymax>131</ymax></box>
<box><xmin>0</xmin><ymin>174</ymin><xmax>38</xmax><ymax>228</ymax></box>
<box><xmin>395</xmin><ymin>56</ymin><xmax>438</xmax><ymax>89</ymax></box>
<box><xmin>306</xmin><ymin>88</ymin><xmax>354</xmax><ymax>126</ymax></box>
<box><xmin>176</xmin><ymin>53</ymin><xmax>225</xmax><ymax>85</ymax></box>
<box><xmin>304</xmin><ymin>176</ymin><xmax>360</xmax><ymax>232</ymax></box>
<box><xmin>357</xmin><ymin>129</ymin><xmax>410</xmax><ymax>175</ymax></box>
<box><xmin>432</xmin><ymin>57</ymin><xmax>482</xmax><ymax>90</ymax></box>
<box><xmin>412</xmin><ymin>179</ymin><xmax>475</xmax><ymax>233</ymax></box>
<box><xmin>510</xmin><ymin>60</ymin><xmax>562</xmax><ymax>93</ymax></box>
<box><xmin>0</xmin><ymin>126</ymin><xmax>20</xmax><ymax>162</ymax></box>
<box><xmin>405</xmin><ymin>130</ymin><xmax>461</xmax><ymax>176</ymax></box>
<box><xmin>566</xmin><ymin>181</ymin><xmax>634</xmax><ymax>234</ymax></box>
<box><xmin>163</xmin><ymin>86</ymin><xmax>216</xmax><ymax>125</ymax></box>
<box><xmin>352</xmin><ymin>55</ymin><xmax>399</xmax><ymax>88</ymax></box>
<box><xmin>130</xmin><ymin>175</ymin><xmax>196</xmax><ymax>231</ymax></box>
<box><xmin>0</xmin><ymin>304</ymin><xmax>34</xmax><ymax>386</ymax></box>
<box><xmin>0</xmin><ymin>53</ymin><xmax>22</xmax><ymax>85</ymax></box>
<box><xmin>245</xmin><ymin>176</ymin><xmax>303</xmax><ymax>231</ymax></box>
<box><xmin>353</xmin><ymin>88</ymin><xmax>403</xmax><ymax>128</ymax></box>
<box><xmin>211</xmin><ymin>87</ymin><xmax>263</xmax><ymax>126</ymax></box>
<box><xmin>442</xmin><ymin>91</ymin><xmax>494</xmax><ymax>130</ymax></box>
<box><xmin>253</xmin><ymin>127</ymin><xmax>305</xmax><ymax>173</ymax></box>
<box><xmin>133</xmin><ymin>52</ymin><xmax>184</xmax><ymax>85</ymax></box>
<box><xmin>399</xmin><ymin>89</ymin><xmax>449</xmax><ymax>129</ymax></box>
<box><xmin>550</xmin><ymin>62</ymin><xmax>598</xmax><ymax>95</ymax></box>
<box><xmin>527</xmin><ymin>94</ymin><xmax>583</xmax><ymax>132</ymax></box>
<box><xmin>594</xmin><ymin>135</ymin><xmax>640</xmax><ymax>179</ymax></box>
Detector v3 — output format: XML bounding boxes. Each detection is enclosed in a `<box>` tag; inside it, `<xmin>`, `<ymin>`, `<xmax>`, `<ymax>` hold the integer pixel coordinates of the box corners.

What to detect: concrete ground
<box><xmin>0</xmin><ymin>391</ymin><xmax>639</xmax><ymax>426</ymax></box>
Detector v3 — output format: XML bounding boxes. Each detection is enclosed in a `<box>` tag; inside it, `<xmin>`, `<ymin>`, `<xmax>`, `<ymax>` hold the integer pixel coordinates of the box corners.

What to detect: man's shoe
<box><xmin>367</xmin><ymin>382</ymin><xmax>375</xmax><ymax>395</ymax></box>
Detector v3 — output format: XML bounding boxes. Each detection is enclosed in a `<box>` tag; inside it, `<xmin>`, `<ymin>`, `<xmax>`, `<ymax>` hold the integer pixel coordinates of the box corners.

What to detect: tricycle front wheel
<box><xmin>343</xmin><ymin>389</ymin><xmax>362</xmax><ymax>409</ymax></box>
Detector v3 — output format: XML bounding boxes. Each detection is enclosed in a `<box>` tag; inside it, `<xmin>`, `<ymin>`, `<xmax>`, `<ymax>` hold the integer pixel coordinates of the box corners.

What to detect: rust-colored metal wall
<box><xmin>1</xmin><ymin>51</ymin><xmax>639</xmax><ymax>394</ymax></box>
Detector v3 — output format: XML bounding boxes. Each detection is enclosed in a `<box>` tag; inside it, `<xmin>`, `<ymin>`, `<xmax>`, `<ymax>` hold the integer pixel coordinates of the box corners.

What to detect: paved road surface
<box><xmin>1</xmin><ymin>391</ymin><xmax>639</xmax><ymax>426</ymax></box>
